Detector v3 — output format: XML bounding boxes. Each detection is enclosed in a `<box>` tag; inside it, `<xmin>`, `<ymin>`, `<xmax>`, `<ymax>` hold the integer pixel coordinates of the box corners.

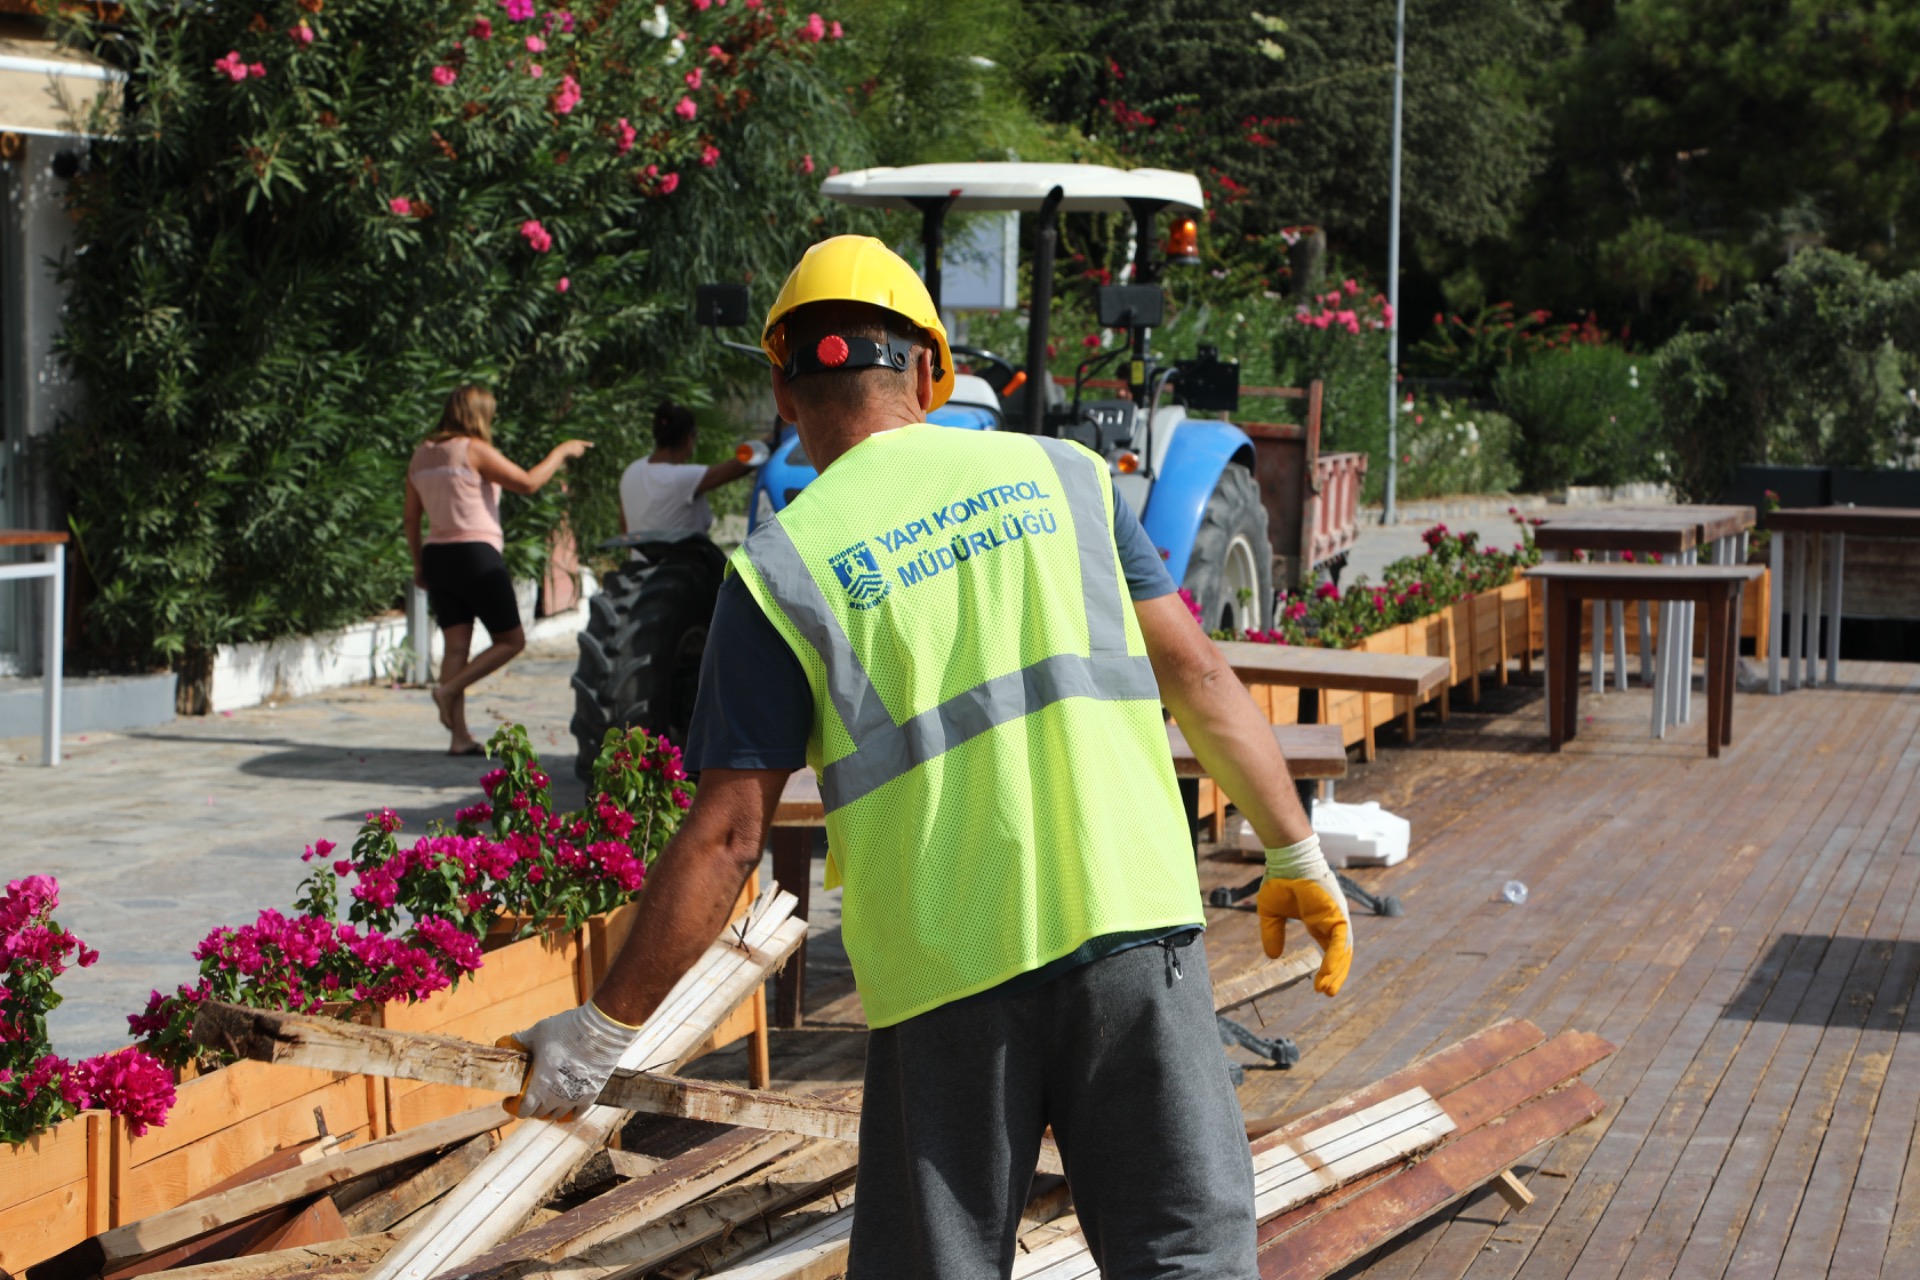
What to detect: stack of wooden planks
<box><xmin>23</xmin><ymin>887</ymin><xmax>1610</xmax><ymax>1280</ymax></box>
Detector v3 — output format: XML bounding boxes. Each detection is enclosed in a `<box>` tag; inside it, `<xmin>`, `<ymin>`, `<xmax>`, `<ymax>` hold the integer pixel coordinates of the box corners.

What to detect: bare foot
<box><xmin>448</xmin><ymin>737</ymin><xmax>484</xmax><ymax>757</ymax></box>
<box><xmin>431</xmin><ymin>684</ymin><xmax>455</xmax><ymax>729</ymax></box>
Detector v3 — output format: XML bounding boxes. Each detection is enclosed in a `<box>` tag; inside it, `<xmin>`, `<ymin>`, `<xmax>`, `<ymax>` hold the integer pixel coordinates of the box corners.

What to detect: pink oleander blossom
<box><xmin>550</xmin><ymin>73</ymin><xmax>581</xmax><ymax>114</ymax></box>
<box><xmin>674</xmin><ymin>95</ymin><xmax>697</xmax><ymax>120</ymax></box>
<box><xmin>520</xmin><ymin>219</ymin><xmax>553</xmax><ymax>252</ymax></box>
<box><xmin>289</xmin><ymin>22</ymin><xmax>314</xmax><ymax>45</ymax></box>
<box><xmin>614</xmin><ymin>117</ymin><xmax>636</xmax><ymax>153</ymax></box>
<box><xmin>525</xmin><ymin>34</ymin><xmax>546</xmax><ymax>51</ymax></box>
<box><xmin>471</xmin><ymin>16</ymin><xmax>494</xmax><ymax>38</ymax></box>
<box><xmin>212</xmin><ymin>51</ymin><xmax>249</xmax><ymax>81</ymax></box>
<box><xmin>431</xmin><ymin>65</ymin><xmax>457</xmax><ymax>86</ymax></box>
<box><xmin>527</xmin><ymin>62</ymin><xmax>544</xmax><ymax>77</ymax></box>
<box><xmin>556</xmin><ymin>277</ymin><xmax>570</xmax><ymax>293</ymax></box>
<box><xmin>502</xmin><ymin>0</ymin><xmax>535</xmax><ymax>20</ymax></box>
<box><xmin>798</xmin><ymin>11</ymin><xmax>826</xmax><ymax>41</ymax></box>
<box><xmin>389</xmin><ymin>197</ymin><xmax>413</xmax><ymax>215</ymax></box>
<box><xmin>699</xmin><ymin>143</ymin><xmax>721</xmax><ymax>167</ymax></box>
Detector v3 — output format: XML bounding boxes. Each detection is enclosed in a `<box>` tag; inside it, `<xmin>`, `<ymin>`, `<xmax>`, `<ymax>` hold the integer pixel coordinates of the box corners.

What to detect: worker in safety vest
<box><xmin>509</xmin><ymin>237</ymin><xmax>1352</xmax><ymax>1278</ymax></box>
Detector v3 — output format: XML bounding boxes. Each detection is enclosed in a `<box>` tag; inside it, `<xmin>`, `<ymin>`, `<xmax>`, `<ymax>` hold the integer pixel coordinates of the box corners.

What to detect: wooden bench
<box><xmin>1527</xmin><ymin>563</ymin><xmax>1764</xmax><ymax>758</ymax></box>
<box><xmin>1215</xmin><ymin>641</ymin><xmax>1453</xmax><ymax>762</ymax></box>
<box><xmin>765</xmin><ymin>722</ymin><xmax>1348</xmax><ymax>1029</ymax></box>
<box><xmin>1766</xmin><ymin>505</ymin><xmax>1920</xmax><ymax>693</ymax></box>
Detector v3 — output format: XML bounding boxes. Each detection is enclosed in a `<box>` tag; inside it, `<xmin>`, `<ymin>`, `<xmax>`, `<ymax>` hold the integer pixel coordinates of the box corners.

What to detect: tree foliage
<box><xmin>1489</xmin><ymin>0</ymin><xmax>1920</xmax><ymax>341</ymax></box>
<box><xmin>1652</xmin><ymin>249</ymin><xmax>1920</xmax><ymax>499</ymax></box>
<box><xmin>52</xmin><ymin>0</ymin><xmax>880</xmax><ymax>676</ymax></box>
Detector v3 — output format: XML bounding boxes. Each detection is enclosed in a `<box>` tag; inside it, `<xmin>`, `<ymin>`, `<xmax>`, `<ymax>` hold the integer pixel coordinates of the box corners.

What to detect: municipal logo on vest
<box><xmin>829</xmin><ymin>541</ymin><xmax>890</xmax><ymax>610</ymax></box>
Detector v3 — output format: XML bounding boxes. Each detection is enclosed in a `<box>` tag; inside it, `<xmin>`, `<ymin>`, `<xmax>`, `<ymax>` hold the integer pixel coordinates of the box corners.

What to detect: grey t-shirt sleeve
<box><xmin>683</xmin><ymin>575</ymin><xmax>813</xmax><ymax>773</ymax></box>
<box><xmin>1113</xmin><ymin>488</ymin><xmax>1178</xmax><ymax>601</ymax></box>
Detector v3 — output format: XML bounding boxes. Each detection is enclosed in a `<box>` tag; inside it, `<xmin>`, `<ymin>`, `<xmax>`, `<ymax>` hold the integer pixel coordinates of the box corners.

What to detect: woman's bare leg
<box><xmin>434</xmin><ymin>624</ymin><xmax>474</xmax><ymax>733</ymax></box>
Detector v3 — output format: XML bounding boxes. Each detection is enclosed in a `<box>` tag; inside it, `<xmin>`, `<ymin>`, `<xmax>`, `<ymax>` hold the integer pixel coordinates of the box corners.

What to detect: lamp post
<box><xmin>1383</xmin><ymin>0</ymin><xmax>1406</xmax><ymax>525</ymax></box>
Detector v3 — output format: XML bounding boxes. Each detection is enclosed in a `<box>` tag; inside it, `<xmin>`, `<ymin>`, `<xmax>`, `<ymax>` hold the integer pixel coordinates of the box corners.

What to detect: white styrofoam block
<box><xmin>1312</xmin><ymin>799</ymin><xmax>1411</xmax><ymax>868</ymax></box>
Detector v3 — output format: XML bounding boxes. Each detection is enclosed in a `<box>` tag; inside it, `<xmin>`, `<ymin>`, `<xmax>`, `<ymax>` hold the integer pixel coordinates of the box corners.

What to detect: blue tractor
<box><xmin>744</xmin><ymin>162</ymin><xmax>1274</xmax><ymax>636</ymax></box>
<box><xmin>572</xmin><ymin>163</ymin><xmax>1295</xmax><ymax>777</ymax></box>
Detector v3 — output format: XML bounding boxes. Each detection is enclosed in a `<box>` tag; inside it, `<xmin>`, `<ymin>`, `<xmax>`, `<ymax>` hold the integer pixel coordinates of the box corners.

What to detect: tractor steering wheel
<box><xmin>950</xmin><ymin>344</ymin><xmax>1022</xmax><ymax>395</ymax></box>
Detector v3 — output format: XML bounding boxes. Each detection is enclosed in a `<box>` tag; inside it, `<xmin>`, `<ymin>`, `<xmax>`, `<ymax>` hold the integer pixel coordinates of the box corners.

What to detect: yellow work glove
<box><xmin>498</xmin><ymin>999</ymin><xmax>642</xmax><ymax>1122</ymax></box>
<box><xmin>1256</xmin><ymin>833</ymin><xmax>1353</xmax><ymax>997</ymax></box>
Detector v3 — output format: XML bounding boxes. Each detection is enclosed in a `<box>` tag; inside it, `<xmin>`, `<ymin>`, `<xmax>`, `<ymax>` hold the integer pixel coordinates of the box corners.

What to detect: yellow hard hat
<box><xmin>761</xmin><ymin>235</ymin><xmax>954</xmax><ymax>410</ymax></box>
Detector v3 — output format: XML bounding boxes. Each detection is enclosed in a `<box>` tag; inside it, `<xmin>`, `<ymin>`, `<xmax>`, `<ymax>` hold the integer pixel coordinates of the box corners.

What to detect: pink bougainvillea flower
<box><xmin>470</xmin><ymin>17</ymin><xmax>493</xmax><ymax>38</ymax></box>
<box><xmin>550</xmin><ymin>73</ymin><xmax>581</xmax><ymax>113</ymax></box>
<box><xmin>527</xmin><ymin>62</ymin><xmax>544</xmax><ymax>76</ymax></box>
<box><xmin>799</xmin><ymin>152</ymin><xmax>815</xmax><ymax>174</ymax></box>
<box><xmin>657</xmin><ymin>172</ymin><xmax>680</xmax><ymax>194</ymax></box>
<box><xmin>556</xmin><ymin>277</ymin><xmax>570</xmax><ymax>293</ymax></box>
<box><xmin>684</xmin><ymin>68</ymin><xmax>701</xmax><ymax>89</ymax></box>
<box><xmin>212</xmin><ymin>51</ymin><xmax>248</xmax><ymax>81</ymax></box>
<box><xmin>525</xmin><ymin>34</ymin><xmax>545</xmax><ymax>51</ymax></box>
<box><xmin>248</xmin><ymin>62</ymin><xmax>266</xmax><ymax>78</ymax></box>
<box><xmin>520</xmin><ymin>219</ymin><xmax>553</xmax><ymax>252</ymax></box>
<box><xmin>745</xmin><ymin>0</ymin><xmax>762</xmax><ymax>8</ymax></box>
<box><xmin>798</xmin><ymin>11</ymin><xmax>826</xmax><ymax>41</ymax></box>
<box><xmin>289</xmin><ymin>22</ymin><xmax>314</xmax><ymax>45</ymax></box>
<box><xmin>674</xmin><ymin>95</ymin><xmax>697</xmax><ymax>120</ymax></box>
<box><xmin>559</xmin><ymin>10</ymin><xmax>574</xmax><ymax>31</ymax></box>
<box><xmin>699</xmin><ymin>142</ymin><xmax>721</xmax><ymax>167</ymax></box>
<box><xmin>1343</xmin><ymin>277</ymin><xmax>1360</xmax><ymax>295</ymax></box>
<box><xmin>829</xmin><ymin>18</ymin><xmax>843</xmax><ymax>37</ymax></box>
<box><xmin>431</xmin><ymin>64</ymin><xmax>457</xmax><ymax>86</ymax></box>
<box><xmin>614</xmin><ymin>117</ymin><xmax>636</xmax><ymax>153</ymax></box>
<box><xmin>389</xmin><ymin>197</ymin><xmax>413</xmax><ymax>215</ymax></box>
<box><xmin>501</xmin><ymin>0</ymin><xmax>535</xmax><ymax>20</ymax></box>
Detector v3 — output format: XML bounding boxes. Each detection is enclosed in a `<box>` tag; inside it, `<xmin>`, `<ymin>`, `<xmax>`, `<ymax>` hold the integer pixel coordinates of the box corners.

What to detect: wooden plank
<box><xmin>193</xmin><ymin>1002</ymin><xmax>861</xmax><ymax>1144</ymax></box>
<box><xmin>154</xmin><ymin>1232</ymin><xmax>406</xmax><ymax>1280</ymax></box>
<box><xmin>1257</xmin><ymin>1083</ymin><xmax>1606</xmax><ymax>1279</ymax></box>
<box><xmin>26</xmin><ymin>1106</ymin><xmax>507</xmax><ymax>1280</ymax></box>
<box><xmin>1216</xmin><ymin>640</ymin><xmax>1452</xmax><ymax>698</ymax></box>
<box><xmin>668</xmin><ymin>1188</ymin><xmax>855</xmax><ymax>1279</ymax></box>
<box><xmin>1165</xmin><ymin>722</ymin><xmax>1347</xmax><ymax>780</ymax></box>
<box><xmin>467</xmin><ymin>1139</ymin><xmax>858</xmax><ymax>1280</ymax></box>
<box><xmin>1210</xmin><ymin>948</ymin><xmax>1322</xmax><ymax>1013</ymax></box>
<box><xmin>365</xmin><ymin>889</ymin><xmax>808</xmax><ymax>1280</ymax></box>
<box><xmin>1492</xmin><ymin>1170</ymin><xmax>1534</xmax><ymax>1212</ymax></box>
<box><xmin>339</xmin><ymin>1133</ymin><xmax>499</xmax><ymax>1236</ymax></box>
<box><xmin>445</xmin><ymin>1126</ymin><xmax>806</xmax><ymax>1277</ymax></box>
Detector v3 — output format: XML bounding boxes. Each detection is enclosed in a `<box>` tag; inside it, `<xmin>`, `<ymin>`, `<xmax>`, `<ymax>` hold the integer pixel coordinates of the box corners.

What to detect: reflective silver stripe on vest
<box><xmin>745</xmin><ymin>437</ymin><xmax>1157</xmax><ymax>814</ymax></box>
<box><xmin>745</xmin><ymin>517</ymin><xmax>897</xmax><ymax>749</ymax></box>
<box><xmin>1033</xmin><ymin>436</ymin><xmax>1128</xmax><ymax>656</ymax></box>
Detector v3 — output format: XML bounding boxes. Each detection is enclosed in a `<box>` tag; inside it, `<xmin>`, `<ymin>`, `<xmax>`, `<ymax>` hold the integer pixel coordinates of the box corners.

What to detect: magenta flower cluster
<box><xmin>211</xmin><ymin>51</ymin><xmax>267</xmax><ymax>82</ymax></box>
<box><xmin>3</xmin><ymin>877</ymin><xmax>174</xmax><ymax>1145</ymax></box>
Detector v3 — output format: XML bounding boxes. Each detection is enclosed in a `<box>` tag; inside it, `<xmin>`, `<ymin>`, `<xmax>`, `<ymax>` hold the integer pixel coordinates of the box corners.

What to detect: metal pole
<box><xmin>1022</xmin><ymin>186</ymin><xmax>1065</xmax><ymax>437</ymax></box>
<box><xmin>1383</xmin><ymin>0</ymin><xmax>1406</xmax><ymax>525</ymax></box>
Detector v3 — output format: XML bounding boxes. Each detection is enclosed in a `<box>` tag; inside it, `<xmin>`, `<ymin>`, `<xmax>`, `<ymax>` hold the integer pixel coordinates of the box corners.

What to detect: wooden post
<box><xmin>85</xmin><ymin>1113</ymin><xmax>110</xmax><ymax>1237</ymax></box>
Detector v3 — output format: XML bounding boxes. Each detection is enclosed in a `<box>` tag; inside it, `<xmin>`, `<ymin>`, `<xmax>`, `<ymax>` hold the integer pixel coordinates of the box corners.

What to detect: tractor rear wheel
<box><xmin>1182</xmin><ymin>463</ymin><xmax>1273</xmax><ymax>636</ymax></box>
<box><xmin>569</xmin><ymin>540</ymin><xmax>724</xmax><ymax>780</ymax></box>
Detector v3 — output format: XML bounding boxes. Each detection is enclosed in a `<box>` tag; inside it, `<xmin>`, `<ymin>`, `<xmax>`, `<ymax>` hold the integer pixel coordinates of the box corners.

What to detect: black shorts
<box><xmin>422</xmin><ymin>542</ymin><xmax>522</xmax><ymax>635</ymax></box>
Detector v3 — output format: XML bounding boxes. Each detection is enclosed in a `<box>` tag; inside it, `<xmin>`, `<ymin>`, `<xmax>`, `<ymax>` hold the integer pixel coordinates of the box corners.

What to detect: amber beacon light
<box><xmin>1164</xmin><ymin>216</ymin><xmax>1200</xmax><ymax>264</ymax></box>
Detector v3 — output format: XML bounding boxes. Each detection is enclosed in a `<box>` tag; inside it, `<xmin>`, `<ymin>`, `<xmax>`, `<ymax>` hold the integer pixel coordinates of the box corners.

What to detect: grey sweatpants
<box><xmin>847</xmin><ymin>936</ymin><xmax>1258</xmax><ymax>1279</ymax></box>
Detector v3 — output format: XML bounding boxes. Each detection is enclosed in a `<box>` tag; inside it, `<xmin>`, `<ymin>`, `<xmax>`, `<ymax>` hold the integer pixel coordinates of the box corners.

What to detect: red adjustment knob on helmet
<box><xmin>816</xmin><ymin>335</ymin><xmax>849</xmax><ymax>367</ymax></box>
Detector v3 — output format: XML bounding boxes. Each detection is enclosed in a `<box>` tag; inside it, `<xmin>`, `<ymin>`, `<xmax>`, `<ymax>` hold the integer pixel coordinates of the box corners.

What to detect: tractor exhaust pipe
<box><xmin>1022</xmin><ymin>185</ymin><xmax>1065</xmax><ymax>436</ymax></box>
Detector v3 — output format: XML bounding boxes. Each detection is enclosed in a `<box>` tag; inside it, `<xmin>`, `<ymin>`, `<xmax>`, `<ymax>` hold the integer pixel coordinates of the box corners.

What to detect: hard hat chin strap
<box><xmin>783</xmin><ymin>333</ymin><xmax>942</xmax><ymax>383</ymax></box>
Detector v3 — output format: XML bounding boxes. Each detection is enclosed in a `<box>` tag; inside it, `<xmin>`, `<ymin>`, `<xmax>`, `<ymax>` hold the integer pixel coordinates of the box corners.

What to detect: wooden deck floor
<box><xmin>687</xmin><ymin>658</ymin><xmax>1920</xmax><ymax>1279</ymax></box>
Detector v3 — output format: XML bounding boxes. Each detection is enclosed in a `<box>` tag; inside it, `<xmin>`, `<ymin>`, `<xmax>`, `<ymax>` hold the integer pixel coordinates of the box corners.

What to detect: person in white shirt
<box><xmin>618</xmin><ymin>402</ymin><xmax>754</xmax><ymax>538</ymax></box>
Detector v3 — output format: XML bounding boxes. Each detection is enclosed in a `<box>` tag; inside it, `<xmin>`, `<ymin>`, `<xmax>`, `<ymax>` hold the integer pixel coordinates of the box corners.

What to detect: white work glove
<box><xmin>1256</xmin><ymin>833</ymin><xmax>1354</xmax><ymax>996</ymax></box>
<box><xmin>499</xmin><ymin>1000</ymin><xmax>641</xmax><ymax>1121</ymax></box>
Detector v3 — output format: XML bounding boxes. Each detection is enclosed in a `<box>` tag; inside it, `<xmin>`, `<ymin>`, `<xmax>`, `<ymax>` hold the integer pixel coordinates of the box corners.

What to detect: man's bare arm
<box><xmin>1135</xmin><ymin>593</ymin><xmax>1314</xmax><ymax>849</ymax></box>
<box><xmin>591</xmin><ymin>767</ymin><xmax>790</xmax><ymax>1027</ymax></box>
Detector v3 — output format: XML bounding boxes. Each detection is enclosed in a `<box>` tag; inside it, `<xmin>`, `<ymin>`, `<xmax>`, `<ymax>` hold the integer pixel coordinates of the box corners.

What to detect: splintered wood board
<box><xmin>368</xmin><ymin>888</ymin><xmax>807</xmax><ymax>1280</ymax></box>
<box><xmin>1003</xmin><ymin>1087</ymin><xmax>1453</xmax><ymax>1280</ymax></box>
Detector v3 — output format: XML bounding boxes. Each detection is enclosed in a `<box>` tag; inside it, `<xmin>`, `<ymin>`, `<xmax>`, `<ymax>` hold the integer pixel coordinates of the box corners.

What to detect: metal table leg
<box><xmin>1826</xmin><ymin>531</ymin><xmax>1845</xmax><ymax>684</ymax></box>
<box><xmin>1768</xmin><ymin>528</ymin><xmax>1784</xmax><ymax>693</ymax></box>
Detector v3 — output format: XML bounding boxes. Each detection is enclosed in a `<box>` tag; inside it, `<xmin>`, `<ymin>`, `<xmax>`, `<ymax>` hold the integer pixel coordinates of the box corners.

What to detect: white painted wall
<box><xmin>209</xmin><ymin>573</ymin><xmax>593</xmax><ymax>713</ymax></box>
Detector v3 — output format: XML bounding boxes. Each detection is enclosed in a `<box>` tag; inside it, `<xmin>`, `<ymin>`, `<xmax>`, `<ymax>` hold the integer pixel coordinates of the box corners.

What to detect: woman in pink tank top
<box><xmin>405</xmin><ymin>385</ymin><xmax>592</xmax><ymax>754</ymax></box>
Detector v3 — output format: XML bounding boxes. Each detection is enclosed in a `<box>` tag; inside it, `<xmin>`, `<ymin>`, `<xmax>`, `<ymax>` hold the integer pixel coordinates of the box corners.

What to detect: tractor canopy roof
<box><xmin>821</xmin><ymin>162</ymin><xmax>1205</xmax><ymax>216</ymax></box>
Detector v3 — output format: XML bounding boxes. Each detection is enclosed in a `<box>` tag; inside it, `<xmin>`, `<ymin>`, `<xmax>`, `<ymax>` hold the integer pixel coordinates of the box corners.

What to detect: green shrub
<box><xmin>1393</xmin><ymin>400</ymin><xmax>1521</xmax><ymax>500</ymax></box>
<box><xmin>1650</xmin><ymin>249</ymin><xmax>1920</xmax><ymax>499</ymax></box>
<box><xmin>1493</xmin><ymin>343</ymin><xmax>1661</xmax><ymax>491</ymax></box>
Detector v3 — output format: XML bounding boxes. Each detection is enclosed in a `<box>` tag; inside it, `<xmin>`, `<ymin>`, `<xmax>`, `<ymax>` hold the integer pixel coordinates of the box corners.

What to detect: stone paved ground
<box><xmin>2</xmin><ymin>639</ymin><xmax>596</xmax><ymax>1055</ymax></box>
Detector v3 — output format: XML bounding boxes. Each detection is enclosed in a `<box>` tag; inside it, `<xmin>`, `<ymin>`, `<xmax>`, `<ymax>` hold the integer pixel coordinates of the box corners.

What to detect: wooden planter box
<box><xmin>0</xmin><ymin>887</ymin><xmax>778</xmax><ymax>1270</ymax></box>
<box><xmin>0</xmin><ymin>1111</ymin><xmax>109</xmax><ymax>1271</ymax></box>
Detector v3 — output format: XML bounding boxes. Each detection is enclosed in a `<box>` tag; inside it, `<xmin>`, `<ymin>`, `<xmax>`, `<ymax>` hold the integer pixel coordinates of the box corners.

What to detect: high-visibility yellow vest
<box><xmin>731</xmin><ymin>425</ymin><xmax>1203</xmax><ymax>1028</ymax></box>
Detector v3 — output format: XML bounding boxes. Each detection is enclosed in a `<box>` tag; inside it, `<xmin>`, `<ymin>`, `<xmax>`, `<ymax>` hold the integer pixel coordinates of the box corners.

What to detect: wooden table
<box><xmin>0</xmin><ymin>531</ymin><xmax>68</xmax><ymax>766</ymax></box>
<box><xmin>1528</xmin><ymin>563</ymin><xmax>1763</xmax><ymax>758</ymax></box>
<box><xmin>1216</xmin><ymin>640</ymin><xmax>1452</xmax><ymax>761</ymax></box>
<box><xmin>1766</xmin><ymin>506</ymin><xmax>1920</xmax><ymax>693</ymax></box>
<box><xmin>1534</xmin><ymin>506</ymin><xmax>1756</xmax><ymax>735</ymax></box>
<box><xmin>766</xmin><ymin>722</ymin><xmax>1349</xmax><ymax>1029</ymax></box>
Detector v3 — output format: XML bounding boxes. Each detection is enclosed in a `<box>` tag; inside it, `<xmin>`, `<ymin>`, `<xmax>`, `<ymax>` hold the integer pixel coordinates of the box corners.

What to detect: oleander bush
<box><xmin>50</xmin><ymin>0</ymin><xmax>877</xmax><ymax>696</ymax></box>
